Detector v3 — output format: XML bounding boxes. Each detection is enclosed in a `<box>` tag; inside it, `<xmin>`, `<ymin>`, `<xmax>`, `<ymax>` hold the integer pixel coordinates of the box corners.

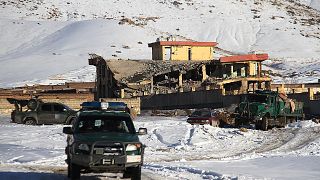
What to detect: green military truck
<box><xmin>63</xmin><ymin>102</ymin><xmax>147</xmax><ymax>180</ymax></box>
<box><xmin>235</xmin><ymin>90</ymin><xmax>304</xmax><ymax>130</ymax></box>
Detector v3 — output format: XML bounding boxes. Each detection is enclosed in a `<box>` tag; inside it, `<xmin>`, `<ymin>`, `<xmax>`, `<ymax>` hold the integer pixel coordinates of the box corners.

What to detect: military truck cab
<box><xmin>235</xmin><ymin>90</ymin><xmax>304</xmax><ymax>130</ymax></box>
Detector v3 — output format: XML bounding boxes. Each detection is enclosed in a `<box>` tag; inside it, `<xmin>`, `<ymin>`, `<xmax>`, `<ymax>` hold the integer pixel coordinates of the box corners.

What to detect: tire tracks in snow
<box><xmin>150</xmin><ymin>123</ymin><xmax>196</xmax><ymax>148</ymax></box>
<box><xmin>144</xmin><ymin>163</ymin><xmax>233</xmax><ymax>180</ymax></box>
<box><xmin>152</xmin><ymin>128</ymin><xmax>181</xmax><ymax>148</ymax></box>
<box><xmin>184</xmin><ymin>125</ymin><xmax>195</xmax><ymax>145</ymax></box>
<box><xmin>0</xmin><ymin>163</ymin><xmax>157</xmax><ymax>180</ymax></box>
<box><xmin>273</xmin><ymin>126</ymin><xmax>320</xmax><ymax>152</ymax></box>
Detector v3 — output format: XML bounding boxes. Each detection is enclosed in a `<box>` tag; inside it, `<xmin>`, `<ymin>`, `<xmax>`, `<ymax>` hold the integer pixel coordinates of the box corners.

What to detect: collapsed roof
<box><xmin>105</xmin><ymin>59</ymin><xmax>209</xmax><ymax>84</ymax></box>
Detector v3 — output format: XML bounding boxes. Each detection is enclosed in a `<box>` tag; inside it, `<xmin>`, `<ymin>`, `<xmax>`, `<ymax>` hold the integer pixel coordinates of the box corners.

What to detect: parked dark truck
<box><xmin>235</xmin><ymin>90</ymin><xmax>304</xmax><ymax>130</ymax></box>
<box><xmin>7</xmin><ymin>98</ymin><xmax>76</xmax><ymax>125</ymax></box>
<box><xmin>63</xmin><ymin>102</ymin><xmax>147</xmax><ymax>180</ymax></box>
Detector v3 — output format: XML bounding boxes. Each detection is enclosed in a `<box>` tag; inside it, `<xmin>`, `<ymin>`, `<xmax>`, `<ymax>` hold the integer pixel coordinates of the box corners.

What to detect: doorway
<box><xmin>164</xmin><ymin>47</ymin><xmax>171</xmax><ymax>61</ymax></box>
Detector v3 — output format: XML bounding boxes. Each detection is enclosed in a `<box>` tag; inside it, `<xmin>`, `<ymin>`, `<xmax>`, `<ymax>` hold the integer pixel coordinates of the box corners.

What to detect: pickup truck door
<box><xmin>38</xmin><ymin>103</ymin><xmax>54</xmax><ymax>124</ymax></box>
<box><xmin>53</xmin><ymin>104</ymin><xmax>69</xmax><ymax>124</ymax></box>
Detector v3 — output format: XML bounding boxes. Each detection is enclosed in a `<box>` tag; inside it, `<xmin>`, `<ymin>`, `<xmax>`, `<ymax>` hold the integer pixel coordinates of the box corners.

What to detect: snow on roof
<box><xmin>148</xmin><ymin>41</ymin><xmax>218</xmax><ymax>47</ymax></box>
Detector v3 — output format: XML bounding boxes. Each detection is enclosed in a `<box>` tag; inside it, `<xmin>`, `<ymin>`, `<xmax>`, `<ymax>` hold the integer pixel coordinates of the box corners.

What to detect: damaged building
<box><xmin>88</xmin><ymin>53</ymin><xmax>271</xmax><ymax>101</ymax></box>
<box><xmin>88</xmin><ymin>39</ymin><xmax>271</xmax><ymax>110</ymax></box>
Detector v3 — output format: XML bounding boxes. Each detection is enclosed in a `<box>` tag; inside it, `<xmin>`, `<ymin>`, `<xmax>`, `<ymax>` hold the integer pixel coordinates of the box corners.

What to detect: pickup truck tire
<box><xmin>123</xmin><ymin>165</ymin><xmax>141</xmax><ymax>180</ymax></box>
<box><xmin>66</xmin><ymin>156</ymin><xmax>71</xmax><ymax>178</ymax></box>
<box><xmin>255</xmin><ymin>122</ymin><xmax>262</xmax><ymax>130</ymax></box>
<box><xmin>70</xmin><ymin>163</ymin><xmax>80</xmax><ymax>180</ymax></box>
<box><xmin>67</xmin><ymin>117</ymin><xmax>76</xmax><ymax>125</ymax></box>
<box><xmin>25</xmin><ymin>118</ymin><xmax>36</xmax><ymax>125</ymax></box>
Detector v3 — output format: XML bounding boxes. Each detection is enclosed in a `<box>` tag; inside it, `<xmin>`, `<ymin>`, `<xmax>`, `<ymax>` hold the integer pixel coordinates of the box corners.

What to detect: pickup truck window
<box><xmin>76</xmin><ymin>115</ymin><xmax>135</xmax><ymax>134</ymax></box>
<box><xmin>54</xmin><ymin>104</ymin><xmax>65</xmax><ymax>112</ymax></box>
<box><xmin>42</xmin><ymin>104</ymin><xmax>52</xmax><ymax>112</ymax></box>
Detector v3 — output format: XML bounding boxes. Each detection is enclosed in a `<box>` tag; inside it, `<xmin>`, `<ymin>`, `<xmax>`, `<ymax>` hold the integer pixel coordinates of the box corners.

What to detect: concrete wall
<box><xmin>141</xmin><ymin>90</ymin><xmax>320</xmax><ymax>116</ymax></box>
<box><xmin>141</xmin><ymin>89</ymin><xmax>226</xmax><ymax>110</ymax></box>
<box><xmin>160</xmin><ymin>46</ymin><xmax>213</xmax><ymax>61</ymax></box>
<box><xmin>309</xmin><ymin>100</ymin><xmax>320</xmax><ymax>115</ymax></box>
<box><xmin>189</xmin><ymin>46</ymin><xmax>214</xmax><ymax>61</ymax></box>
<box><xmin>288</xmin><ymin>93</ymin><xmax>320</xmax><ymax>116</ymax></box>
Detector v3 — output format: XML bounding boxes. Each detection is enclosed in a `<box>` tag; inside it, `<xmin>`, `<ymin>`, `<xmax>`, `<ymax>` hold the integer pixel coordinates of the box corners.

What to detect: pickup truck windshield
<box><xmin>75</xmin><ymin>115</ymin><xmax>135</xmax><ymax>134</ymax></box>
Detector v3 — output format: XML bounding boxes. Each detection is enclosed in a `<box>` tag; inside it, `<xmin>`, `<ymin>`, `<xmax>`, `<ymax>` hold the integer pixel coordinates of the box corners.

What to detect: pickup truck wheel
<box><xmin>70</xmin><ymin>163</ymin><xmax>80</xmax><ymax>180</ymax></box>
<box><xmin>67</xmin><ymin>117</ymin><xmax>76</xmax><ymax>125</ymax></box>
<box><xmin>25</xmin><ymin>118</ymin><xmax>36</xmax><ymax>125</ymax></box>
<box><xmin>66</xmin><ymin>156</ymin><xmax>71</xmax><ymax>178</ymax></box>
<box><xmin>255</xmin><ymin>122</ymin><xmax>262</xmax><ymax>130</ymax></box>
<box><xmin>67</xmin><ymin>163</ymin><xmax>71</xmax><ymax>178</ymax></box>
<box><xmin>123</xmin><ymin>165</ymin><xmax>141</xmax><ymax>180</ymax></box>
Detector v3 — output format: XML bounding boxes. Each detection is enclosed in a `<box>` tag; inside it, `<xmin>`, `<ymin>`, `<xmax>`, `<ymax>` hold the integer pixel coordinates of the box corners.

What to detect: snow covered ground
<box><xmin>1</xmin><ymin>0</ymin><xmax>320</xmax><ymax>87</ymax></box>
<box><xmin>0</xmin><ymin>115</ymin><xmax>319</xmax><ymax>179</ymax></box>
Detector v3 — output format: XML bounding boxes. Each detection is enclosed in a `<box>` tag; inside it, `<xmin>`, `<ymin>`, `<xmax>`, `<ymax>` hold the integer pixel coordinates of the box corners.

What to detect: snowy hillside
<box><xmin>0</xmin><ymin>0</ymin><xmax>320</xmax><ymax>87</ymax></box>
<box><xmin>296</xmin><ymin>0</ymin><xmax>320</xmax><ymax>11</ymax></box>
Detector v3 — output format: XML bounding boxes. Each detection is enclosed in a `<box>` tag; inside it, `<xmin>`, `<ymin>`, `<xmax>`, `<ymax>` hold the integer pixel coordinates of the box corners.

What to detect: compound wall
<box><xmin>141</xmin><ymin>89</ymin><xmax>240</xmax><ymax>110</ymax></box>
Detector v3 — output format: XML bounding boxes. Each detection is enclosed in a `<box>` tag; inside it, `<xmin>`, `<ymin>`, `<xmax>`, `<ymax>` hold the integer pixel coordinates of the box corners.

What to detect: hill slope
<box><xmin>0</xmin><ymin>0</ymin><xmax>320</xmax><ymax>87</ymax></box>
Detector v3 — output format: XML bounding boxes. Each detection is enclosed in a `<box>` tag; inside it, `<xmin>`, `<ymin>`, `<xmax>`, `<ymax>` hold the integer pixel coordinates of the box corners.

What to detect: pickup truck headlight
<box><xmin>74</xmin><ymin>143</ymin><xmax>90</xmax><ymax>154</ymax></box>
<box><xmin>126</xmin><ymin>144</ymin><xmax>142</xmax><ymax>163</ymax></box>
<box><xmin>78</xmin><ymin>144</ymin><xmax>90</xmax><ymax>151</ymax></box>
<box><xmin>126</xmin><ymin>144</ymin><xmax>141</xmax><ymax>155</ymax></box>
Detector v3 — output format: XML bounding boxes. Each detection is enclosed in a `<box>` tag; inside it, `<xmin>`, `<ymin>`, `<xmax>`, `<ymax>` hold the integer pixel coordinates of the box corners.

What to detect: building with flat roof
<box><xmin>148</xmin><ymin>40</ymin><xmax>218</xmax><ymax>61</ymax></box>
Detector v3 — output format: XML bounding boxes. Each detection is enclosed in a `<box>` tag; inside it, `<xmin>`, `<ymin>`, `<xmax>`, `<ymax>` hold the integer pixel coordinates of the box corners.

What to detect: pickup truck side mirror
<box><xmin>63</xmin><ymin>127</ymin><xmax>73</xmax><ymax>134</ymax></box>
<box><xmin>137</xmin><ymin>128</ymin><xmax>147</xmax><ymax>135</ymax></box>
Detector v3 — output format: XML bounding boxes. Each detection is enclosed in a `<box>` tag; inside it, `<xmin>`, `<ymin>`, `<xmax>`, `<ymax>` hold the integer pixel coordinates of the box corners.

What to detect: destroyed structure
<box><xmin>89</xmin><ymin>53</ymin><xmax>271</xmax><ymax>99</ymax></box>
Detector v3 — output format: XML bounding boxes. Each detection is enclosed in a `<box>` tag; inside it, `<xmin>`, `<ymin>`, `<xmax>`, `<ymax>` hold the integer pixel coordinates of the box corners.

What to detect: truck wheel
<box><xmin>123</xmin><ymin>165</ymin><xmax>141</xmax><ymax>180</ymax></box>
<box><xmin>70</xmin><ymin>163</ymin><xmax>80</xmax><ymax>180</ymax></box>
<box><xmin>255</xmin><ymin>122</ymin><xmax>262</xmax><ymax>130</ymax></box>
<box><xmin>25</xmin><ymin>118</ymin><xmax>36</xmax><ymax>125</ymax></box>
<box><xmin>262</xmin><ymin>117</ymin><xmax>268</xmax><ymax>131</ymax></box>
<box><xmin>67</xmin><ymin>117</ymin><xmax>76</xmax><ymax>125</ymax></box>
<box><xmin>66</xmin><ymin>156</ymin><xmax>71</xmax><ymax>178</ymax></box>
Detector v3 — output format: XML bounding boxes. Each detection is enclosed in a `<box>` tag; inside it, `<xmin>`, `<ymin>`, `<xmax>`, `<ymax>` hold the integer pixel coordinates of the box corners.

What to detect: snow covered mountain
<box><xmin>297</xmin><ymin>0</ymin><xmax>320</xmax><ymax>11</ymax></box>
<box><xmin>0</xmin><ymin>0</ymin><xmax>320</xmax><ymax>87</ymax></box>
